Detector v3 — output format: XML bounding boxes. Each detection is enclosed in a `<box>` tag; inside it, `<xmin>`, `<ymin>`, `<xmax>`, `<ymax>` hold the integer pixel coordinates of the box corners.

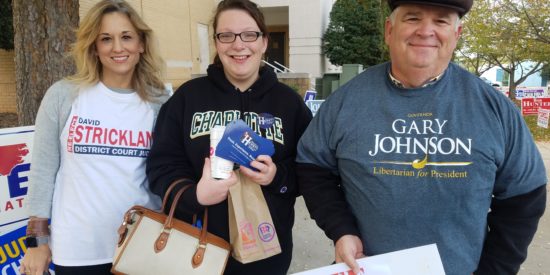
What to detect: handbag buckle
<box><xmin>192</xmin><ymin>243</ymin><xmax>208</xmax><ymax>268</ymax></box>
<box><xmin>117</xmin><ymin>209</ymin><xmax>140</xmax><ymax>247</ymax></box>
<box><xmin>154</xmin><ymin>227</ymin><xmax>172</xmax><ymax>253</ymax></box>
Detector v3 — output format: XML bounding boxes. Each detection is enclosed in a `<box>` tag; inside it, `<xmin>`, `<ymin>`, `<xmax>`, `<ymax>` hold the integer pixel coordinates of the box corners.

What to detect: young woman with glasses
<box><xmin>146</xmin><ymin>0</ymin><xmax>312</xmax><ymax>274</ymax></box>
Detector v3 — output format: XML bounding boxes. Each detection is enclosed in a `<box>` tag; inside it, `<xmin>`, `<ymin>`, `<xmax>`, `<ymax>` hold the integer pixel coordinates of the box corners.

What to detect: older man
<box><xmin>296</xmin><ymin>0</ymin><xmax>547</xmax><ymax>274</ymax></box>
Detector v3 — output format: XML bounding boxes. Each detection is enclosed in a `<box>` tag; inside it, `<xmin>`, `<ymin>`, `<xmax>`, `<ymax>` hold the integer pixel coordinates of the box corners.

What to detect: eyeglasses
<box><xmin>215</xmin><ymin>31</ymin><xmax>263</xmax><ymax>43</ymax></box>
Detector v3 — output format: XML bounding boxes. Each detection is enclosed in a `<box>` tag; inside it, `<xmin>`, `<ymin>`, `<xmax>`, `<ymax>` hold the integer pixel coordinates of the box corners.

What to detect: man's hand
<box><xmin>335</xmin><ymin>235</ymin><xmax>365</xmax><ymax>275</ymax></box>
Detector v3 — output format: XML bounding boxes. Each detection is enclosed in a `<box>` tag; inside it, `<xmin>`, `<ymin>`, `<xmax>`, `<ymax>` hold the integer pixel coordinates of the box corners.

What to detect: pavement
<box><xmin>288</xmin><ymin>142</ymin><xmax>550</xmax><ymax>275</ymax></box>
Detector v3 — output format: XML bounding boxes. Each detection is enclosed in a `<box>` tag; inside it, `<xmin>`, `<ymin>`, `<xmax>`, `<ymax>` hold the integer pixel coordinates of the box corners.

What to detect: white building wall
<box><xmin>263</xmin><ymin>7</ymin><xmax>289</xmax><ymax>25</ymax></box>
<box><xmin>254</xmin><ymin>0</ymin><xmax>290</xmax><ymax>7</ymax></box>
<box><xmin>288</xmin><ymin>0</ymin><xmax>332</xmax><ymax>77</ymax></box>
<box><xmin>481</xmin><ymin>67</ymin><xmax>499</xmax><ymax>84</ymax></box>
<box><xmin>481</xmin><ymin>62</ymin><xmax>545</xmax><ymax>87</ymax></box>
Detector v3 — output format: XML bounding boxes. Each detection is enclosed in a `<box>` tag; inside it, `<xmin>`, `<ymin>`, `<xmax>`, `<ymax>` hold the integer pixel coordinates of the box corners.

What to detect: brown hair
<box><xmin>68</xmin><ymin>0</ymin><xmax>165</xmax><ymax>101</ymax></box>
<box><xmin>212</xmin><ymin>0</ymin><xmax>269</xmax><ymax>65</ymax></box>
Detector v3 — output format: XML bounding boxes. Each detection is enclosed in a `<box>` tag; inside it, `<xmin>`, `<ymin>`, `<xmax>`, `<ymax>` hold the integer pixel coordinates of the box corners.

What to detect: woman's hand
<box><xmin>239</xmin><ymin>155</ymin><xmax>277</xmax><ymax>186</ymax></box>
<box><xmin>20</xmin><ymin>245</ymin><xmax>51</xmax><ymax>275</ymax></box>
<box><xmin>196</xmin><ymin>158</ymin><xmax>237</xmax><ymax>205</ymax></box>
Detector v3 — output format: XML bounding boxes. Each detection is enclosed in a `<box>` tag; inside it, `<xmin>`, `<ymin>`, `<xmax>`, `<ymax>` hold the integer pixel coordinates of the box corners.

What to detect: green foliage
<box><xmin>323</xmin><ymin>0</ymin><xmax>387</xmax><ymax>68</ymax></box>
<box><xmin>525</xmin><ymin>114</ymin><xmax>550</xmax><ymax>142</ymax></box>
<box><xmin>0</xmin><ymin>0</ymin><xmax>14</xmax><ymax>50</ymax></box>
<box><xmin>460</xmin><ymin>0</ymin><xmax>550</xmax><ymax>99</ymax></box>
<box><xmin>505</xmin><ymin>0</ymin><xmax>550</xmax><ymax>45</ymax></box>
<box><xmin>541</xmin><ymin>64</ymin><xmax>550</xmax><ymax>80</ymax></box>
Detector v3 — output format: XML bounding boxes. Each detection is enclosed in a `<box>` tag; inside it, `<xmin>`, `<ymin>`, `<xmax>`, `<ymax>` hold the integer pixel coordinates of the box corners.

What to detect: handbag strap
<box><xmin>156</xmin><ymin>181</ymin><xmax>212</xmax><ymax>268</ymax></box>
<box><xmin>192</xmin><ymin>207</ymin><xmax>209</xmax><ymax>268</ymax></box>
<box><xmin>164</xmin><ymin>184</ymin><xmax>193</xmax><ymax>230</ymax></box>
<box><xmin>155</xmin><ymin>183</ymin><xmax>193</xmax><ymax>253</ymax></box>
<box><xmin>161</xmin><ymin>178</ymin><xmax>193</xmax><ymax>212</ymax></box>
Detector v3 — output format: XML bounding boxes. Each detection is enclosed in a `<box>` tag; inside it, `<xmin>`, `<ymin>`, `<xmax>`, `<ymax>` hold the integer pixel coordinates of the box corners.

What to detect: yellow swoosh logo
<box><xmin>374</xmin><ymin>155</ymin><xmax>472</xmax><ymax>170</ymax></box>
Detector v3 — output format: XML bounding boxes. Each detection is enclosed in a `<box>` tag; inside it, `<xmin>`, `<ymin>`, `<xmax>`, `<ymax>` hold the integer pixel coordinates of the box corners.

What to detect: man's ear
<box><xmin>456</xmin><ymin>24</ymin><xmax>463</xmax><ymax>39</ymax></box>
<box><xmin>384</xmin><ymin>18</ymin><xmax>393</xmax><ymax>46</ymax></box>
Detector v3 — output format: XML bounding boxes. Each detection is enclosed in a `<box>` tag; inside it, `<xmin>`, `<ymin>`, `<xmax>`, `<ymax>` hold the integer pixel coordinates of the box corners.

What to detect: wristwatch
<box><xmin>25</xmin><ymin>235</ymin><xmax>49</xmax><ymax>248</ymax></box>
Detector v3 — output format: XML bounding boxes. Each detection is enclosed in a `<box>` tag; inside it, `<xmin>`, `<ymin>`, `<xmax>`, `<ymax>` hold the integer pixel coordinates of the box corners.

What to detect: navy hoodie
<box><xmin>146</xmin><ymin>64</ymin><xmax>312</xmax><ymax>274</ymax></box>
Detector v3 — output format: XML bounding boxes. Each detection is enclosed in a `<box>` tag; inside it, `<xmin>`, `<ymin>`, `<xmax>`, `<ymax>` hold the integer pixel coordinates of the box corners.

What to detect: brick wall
<box><xmin>277</xmin><ymin>73</ymin><xmax>313</xmax><ymax>99</ymax></box>
<box><xmin>0</xmin><ymin>50</ymin><xmax>16</xmax><ymax>113</ymax></box>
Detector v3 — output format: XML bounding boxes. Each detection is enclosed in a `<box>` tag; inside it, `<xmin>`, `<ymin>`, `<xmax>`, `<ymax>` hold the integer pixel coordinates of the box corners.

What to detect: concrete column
<box><xmin>288</xmin><ymin>0</ymin><xmax>332</xmax><ymax>78</ymax></box>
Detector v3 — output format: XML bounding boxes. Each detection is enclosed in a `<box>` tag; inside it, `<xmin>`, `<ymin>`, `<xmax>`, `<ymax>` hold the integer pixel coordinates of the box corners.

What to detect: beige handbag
<box><xmin>112</xmin><ymin>180</ymin><xmax>230</xmax><ymax>275</ymax></box>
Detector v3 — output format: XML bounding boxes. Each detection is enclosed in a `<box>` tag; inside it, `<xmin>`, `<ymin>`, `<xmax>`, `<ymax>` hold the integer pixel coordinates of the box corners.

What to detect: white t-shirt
<box><xmin>51</xmin><ymin>82</ymin><xmax>160</xmax><ymax>266</ymax></box>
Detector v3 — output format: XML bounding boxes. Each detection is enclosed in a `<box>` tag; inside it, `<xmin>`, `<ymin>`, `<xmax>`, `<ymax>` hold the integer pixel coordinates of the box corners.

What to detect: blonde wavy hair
<box><xmin>68</xmin><ymin>0</ymin><xmax>165</xmax><ymax>101</ymax></box>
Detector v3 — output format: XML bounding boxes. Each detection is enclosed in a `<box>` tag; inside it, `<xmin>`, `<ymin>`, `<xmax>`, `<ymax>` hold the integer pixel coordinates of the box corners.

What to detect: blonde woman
<box><xmin>20</xmin><ymin>1</ymin><xmax>168</xmax><ymax>274</ymax></box>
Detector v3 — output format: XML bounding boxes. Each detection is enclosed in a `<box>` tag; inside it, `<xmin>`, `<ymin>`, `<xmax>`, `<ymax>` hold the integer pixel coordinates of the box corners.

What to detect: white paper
<box><xmin>291</xmin><ymin>244</ymin><xmax>445</xmax><ymax>275</ymax></box>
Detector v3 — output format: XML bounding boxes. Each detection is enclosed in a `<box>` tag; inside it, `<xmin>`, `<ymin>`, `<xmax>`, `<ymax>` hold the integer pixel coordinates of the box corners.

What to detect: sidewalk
<box><xmin>289</xmin><ymin>142</ymin><xmax>550</xmax><ymax>274</ymax></box>
<box><xmin>521</xmin><ymin>142</ymin><xmax>550</xmax><ymax>275</ymax></box>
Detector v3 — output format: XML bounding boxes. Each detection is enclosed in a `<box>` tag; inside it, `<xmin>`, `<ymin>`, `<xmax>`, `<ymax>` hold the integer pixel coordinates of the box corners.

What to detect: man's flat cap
<box><xmin>388</xmin><ymin>0</ymin><xmax>473</xmax><ymax>17</ymax></box>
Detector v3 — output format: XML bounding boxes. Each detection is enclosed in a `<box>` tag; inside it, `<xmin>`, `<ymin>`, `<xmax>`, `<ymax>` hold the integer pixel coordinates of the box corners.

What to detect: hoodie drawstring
<box><xmin>238</xmin><ymin>88</ymin><xmax>251</xmax><ymax>122</ymax></box>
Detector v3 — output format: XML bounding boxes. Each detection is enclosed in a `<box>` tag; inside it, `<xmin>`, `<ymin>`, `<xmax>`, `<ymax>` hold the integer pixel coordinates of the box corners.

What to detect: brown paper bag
<box><xmin>228</xmin><ymin>171</ymin><xmax>282</xmax><ymax>263</ymax></box>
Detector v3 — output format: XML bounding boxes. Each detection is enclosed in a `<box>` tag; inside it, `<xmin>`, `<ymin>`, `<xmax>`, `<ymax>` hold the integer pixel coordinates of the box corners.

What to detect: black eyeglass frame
<box><xmin>215</xmin><ymin>31</ymin><xmax>263</xmax><ymax>43</ymax></box>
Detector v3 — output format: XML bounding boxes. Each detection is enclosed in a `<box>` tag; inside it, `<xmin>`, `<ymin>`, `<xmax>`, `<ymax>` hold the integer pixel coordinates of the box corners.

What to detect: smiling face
<box><xmin>95</xmin><ymin>12</ymin><xmax>143</xmax><ymax>88</ymax></box>
<box><xmin>385</xmin><ymin>4</ymin><xmax>462</xmax><ymax>81</ymax></box>
<box><xmin>215</xmin><ymin>9</ymin><xmax>268</xmax><ymax>91</ymax></box>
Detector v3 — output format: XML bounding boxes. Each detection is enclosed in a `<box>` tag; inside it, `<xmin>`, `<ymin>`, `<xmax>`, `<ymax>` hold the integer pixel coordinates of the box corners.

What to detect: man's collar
<box><xmin>388</xmin><ymin>70</ymin><xmax>444</xmax><ymax>89</ymax></box>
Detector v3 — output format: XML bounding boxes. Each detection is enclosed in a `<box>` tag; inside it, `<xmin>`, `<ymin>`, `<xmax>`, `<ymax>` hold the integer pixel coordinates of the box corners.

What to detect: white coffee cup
<box><xmin>210</xmin><ymin>126</ymin><xmax>234</xmax><ymax>179</ymax></box>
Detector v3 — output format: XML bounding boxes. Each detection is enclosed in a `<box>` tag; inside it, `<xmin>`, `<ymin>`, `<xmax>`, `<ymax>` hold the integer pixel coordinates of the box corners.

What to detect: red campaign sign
<box><xmin>521</xmin><ymin>97</ymin><xmax>550</xmax><ymax>115</ymax></box>
<box><xmin>331</xmin><ymin>268</ymin><xmax>365</xmax><ymax>275</ymax></box>
<box><xmin>0</xmin><ymin>144</ymin><xmax>29</xmax><ymax>176</ymax></box>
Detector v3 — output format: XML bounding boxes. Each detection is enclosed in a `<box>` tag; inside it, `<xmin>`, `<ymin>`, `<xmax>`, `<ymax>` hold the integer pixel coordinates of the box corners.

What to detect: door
<box><xmin>265</xmin><ymin>32</ymin><xmax>286</xmax><ymax>72</ymax></box>
<box><xmin>197</xmin><ymin>23</ymin><xmax>210</xmax><ymax>74</ymax></box>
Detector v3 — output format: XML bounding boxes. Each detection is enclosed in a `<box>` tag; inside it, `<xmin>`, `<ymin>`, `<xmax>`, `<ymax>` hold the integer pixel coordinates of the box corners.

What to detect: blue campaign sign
<box><xmin>0</xmin><ymin>126</ymin><xmax>55</xmax><ymax>274</ymax></box>
<box><xmin>515</xmin><ymin>90</ymin><xmax>524</xmax><ymax>98</ymax></box>
<box><xmin>0</xmin><ymin>226</ymin><xmax>26</xmax><ymax>274</ymax></box>
<box><xmin>515</xmin><ymin>87</ymin><xmax>546</xmax><ymax>98</ymax></box>
<box><xmin>215</xmin><ymin>119</ymin><xmax>275</xmax><ymax>169</ymax></box>
<box><xmin>304</xmin><ymin>90</ymin><xmax>317</xmax><ymax>102</ymax></box>
<box><xmin>305</xmin><ymin>100</ymin><xmax>325</xmax><ymax>116</ymax></box>
<box><xmin>0</xmin><ymin>126</ymin><xmax>34</xmax><ymax>237</ymax></box>
<box><xmin>0</xmin><ymin>226</ymin><xmax>55</xmax><ymax>275</ymax></box>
